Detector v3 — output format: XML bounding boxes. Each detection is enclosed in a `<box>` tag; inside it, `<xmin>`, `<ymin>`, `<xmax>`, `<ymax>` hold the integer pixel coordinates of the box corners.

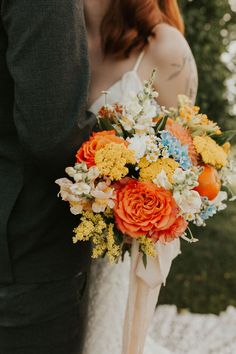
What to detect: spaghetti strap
<box><xmin>133</xmin><ymin>50</ymin><xmax>145</xmax><ymax>72</ymax></box>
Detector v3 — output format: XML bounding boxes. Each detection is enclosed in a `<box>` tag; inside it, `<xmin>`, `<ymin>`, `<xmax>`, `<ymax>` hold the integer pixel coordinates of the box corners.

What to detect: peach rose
<box><xmin>76</xmin><ymin>130</ymin><xmax>127</xmax><ymax>167</ymax></box>
<box><xmin>114</xmin><ymin>179</ymin><xmax>183</xmax><ymax>241</ymax></box>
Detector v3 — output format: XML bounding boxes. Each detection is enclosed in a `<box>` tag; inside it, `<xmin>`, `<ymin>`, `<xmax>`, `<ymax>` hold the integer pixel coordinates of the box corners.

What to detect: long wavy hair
<box><xmin>101</xmin><ymin>0</ymin><xmax>184</xmax><ymax>58</ymax></box>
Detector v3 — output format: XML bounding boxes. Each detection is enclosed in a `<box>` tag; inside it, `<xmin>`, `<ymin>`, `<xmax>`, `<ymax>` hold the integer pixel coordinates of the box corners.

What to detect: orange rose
<box><xmin>76</xmin><ymin>130</ymin><xmax>127</xmax><ymax>167</ymax></box>
<box><xmin>114</xmin><ymin>179</ymin><xmax>182</xmax><ymax>241</ymax></box>
<box><xmin>151</xmin><ymin>216</ymin><xmax>188</xmax><ymax>243</ymax></box>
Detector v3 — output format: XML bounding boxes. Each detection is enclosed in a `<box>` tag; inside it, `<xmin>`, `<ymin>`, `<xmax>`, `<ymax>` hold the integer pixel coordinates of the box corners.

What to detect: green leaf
<box><xmin>155</xmin><ymin>115</ymin><xmax>168</xmax><ymax>133</ymax></box>
<box><xmin>99</xmin><ymin>117</ymin><xmax>115</xmax><ymax>131</ymax></box>
<box><xmin>142</xmin><ymin>253</ymin><xmax>147</xmax><ymax>269</ymax></box>
<box><xmin>211</xmin><ymin>130</ymin><xmax>236</xmax><ymax>145</ymax></box>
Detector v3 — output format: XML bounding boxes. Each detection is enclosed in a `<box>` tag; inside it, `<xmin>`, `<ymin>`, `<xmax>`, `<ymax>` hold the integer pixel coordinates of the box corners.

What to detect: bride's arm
<box><xmin>147</xmin><ymin>24</ymin><xmax>198</xmax><ymax>108</ymax></box>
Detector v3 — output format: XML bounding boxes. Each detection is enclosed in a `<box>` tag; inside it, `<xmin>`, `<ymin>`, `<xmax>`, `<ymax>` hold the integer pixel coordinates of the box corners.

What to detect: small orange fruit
<box><xmin>194</xmin><ymin>164</ymin><xmax>221</xmax><ymax>201</ymax></box>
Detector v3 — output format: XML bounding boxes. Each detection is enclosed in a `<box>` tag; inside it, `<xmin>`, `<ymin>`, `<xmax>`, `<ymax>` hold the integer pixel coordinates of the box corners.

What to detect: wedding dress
<box><xmin>83</xmin><ymin>52</ymin><xmax>236</xmax><ymax>354</ymax></box>
<box><xmin>83</xmin><ymin>52</ymin><xmax>180</xmax><ymax>354</ymax></box>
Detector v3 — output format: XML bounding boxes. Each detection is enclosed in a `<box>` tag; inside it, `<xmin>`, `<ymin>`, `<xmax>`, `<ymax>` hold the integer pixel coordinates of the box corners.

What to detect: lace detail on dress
<box><xmin>83</xmin><ymin>256</ymin><xmax>130</xmax><ymax>354</ymax></box>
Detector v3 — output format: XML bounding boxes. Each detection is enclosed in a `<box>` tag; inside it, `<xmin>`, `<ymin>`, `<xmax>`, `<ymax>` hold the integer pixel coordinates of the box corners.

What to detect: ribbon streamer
<box><xmin>122</xmin><ymin>239</ymin><xmax>181</xmax><ymax>354</ymax></box>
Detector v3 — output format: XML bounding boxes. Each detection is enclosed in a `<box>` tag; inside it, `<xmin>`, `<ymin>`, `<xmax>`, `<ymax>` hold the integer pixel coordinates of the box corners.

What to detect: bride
<box><xmin>83</xmin><ymin>0</ymin><xmax>198</xmax><ymax>353</ymax></box>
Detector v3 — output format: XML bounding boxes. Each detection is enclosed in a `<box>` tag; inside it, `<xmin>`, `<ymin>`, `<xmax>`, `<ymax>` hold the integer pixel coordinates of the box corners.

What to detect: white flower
<box><xmin>120</xmin><ymin>113</ymin><xmax>135</xmax><ymax>131</ymax></box>
<box><xmin>70</xmin><ymin>182</ymin><xmax>91</xmax><ymax>196</ymax></box>
<box><xmin>127</xmin><ymin>135</ymin><xmax>149</xmax><ymax>160</ymax></box>
<box><xmin>174</xmin><ymin>189</ymin><xmax>202</xmax><ymax>215</ymax></box>
<box><xmin>65</xmin><ymin>167</ymin><xmax>77</xmax><ymax>178</ymax></box>
<box><xmin>153</xmin><ymin>170</ymin><xmax>173</xmax><ymax>190</ymax></box>
<box><xmin>173</xmin><ymin>167</ymin><xmax>200</xmax><ymax>191</ymax></box>
<box><xmin>173</xmin><ymin>168</ymin><xmax>186</xmax><ymax>184</ymax></box>
<box><xmin>70</xmin><ymin>204</ymin><xmax>84</xmax><ymax>215</ymax></box>
<box><xmin>209</xmin><ymin>191</ymin><xmax>228</xmax><ymax>211</ymax></box>
<box><xmin>125</xmin><ymin>94</ymin><xmax>143</xmax><ymax>116</ymax></box>
<box><xmin>87</xmin><ymin>166</ymin><xmax>100</xmax><ymax>181</ymax></box>
<box><xmin>91</xmin><ymin>182</ymin><xmax>115</xmax><ymax>213</ymax></box>
<box><xmin>142</xmin><ymin>100</ymin><xmax>158</xmax><ymax>119</ymax></box>
<box><xmin>55</xmin><ymin>178</ymin><xmax>82</xmax><ymax>203</ymax></box>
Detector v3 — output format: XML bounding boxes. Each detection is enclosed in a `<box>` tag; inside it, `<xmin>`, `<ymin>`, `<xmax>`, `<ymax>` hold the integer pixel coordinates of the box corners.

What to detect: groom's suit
<box><xmin>0</xmin><ymin>0</ymin><xmax>96</xmax><ymax>352</ymax></box>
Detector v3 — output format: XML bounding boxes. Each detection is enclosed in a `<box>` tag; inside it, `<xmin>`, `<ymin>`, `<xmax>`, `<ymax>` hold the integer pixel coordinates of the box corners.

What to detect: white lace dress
<box><xmin>83</xmin><ymin>52</ymin><xmax>180</xmax><ymax>354</ymax></box>
<box><xmin>83</xmin><ymin>53</ymin><xmax>236</xmax><ymax>354</ymax></box>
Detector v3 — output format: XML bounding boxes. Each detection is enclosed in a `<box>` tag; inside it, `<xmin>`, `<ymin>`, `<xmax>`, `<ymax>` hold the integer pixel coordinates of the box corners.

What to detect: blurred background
<box><xmin>159</xmin><ymin>0</ymin><xmax>236</xmax><ymax>315</ymax></box>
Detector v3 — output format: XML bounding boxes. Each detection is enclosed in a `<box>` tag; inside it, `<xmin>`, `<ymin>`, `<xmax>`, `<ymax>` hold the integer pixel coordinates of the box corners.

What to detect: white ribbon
<box><xmin>122</xmin><ymin>239</ymin><xmax>181</xmax><ymax>354</ymax></box>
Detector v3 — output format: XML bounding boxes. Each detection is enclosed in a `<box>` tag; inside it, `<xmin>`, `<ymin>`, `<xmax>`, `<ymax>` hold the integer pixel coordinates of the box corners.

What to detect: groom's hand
<box><xmin>1</xmin><ymin>0</ymin><xmax>96</xmax><ymax>171</ymax></box>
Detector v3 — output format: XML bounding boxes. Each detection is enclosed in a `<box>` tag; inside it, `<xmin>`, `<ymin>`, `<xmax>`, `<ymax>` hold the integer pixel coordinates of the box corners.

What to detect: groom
<box><xmin>0</xmin><ymin>1</ymin><xmax>96</xmax><ymax>353</ymax></box>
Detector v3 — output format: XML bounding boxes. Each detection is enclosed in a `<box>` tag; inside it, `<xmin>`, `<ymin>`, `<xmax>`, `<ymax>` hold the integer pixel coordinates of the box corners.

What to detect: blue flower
<box><xmin>200</xmin><ymin>204</ymin><xmax>217</xmax><ymax>220</ymax></box>
<box><xmin>160</xmin><ymin>131</ymin><xmax>192</xmax><ymax>170</ymax></box>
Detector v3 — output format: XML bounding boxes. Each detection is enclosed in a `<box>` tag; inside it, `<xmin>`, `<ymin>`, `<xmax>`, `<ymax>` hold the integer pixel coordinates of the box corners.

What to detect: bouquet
<box><xmin>56</xmin><ymin>71</ymin><xmax>235</xmax><ymax>266</ymax></box>
<box><xmin>56</xmin><ymin>71</ymin><xmax>236</xmax><ymax>354</ymax></box>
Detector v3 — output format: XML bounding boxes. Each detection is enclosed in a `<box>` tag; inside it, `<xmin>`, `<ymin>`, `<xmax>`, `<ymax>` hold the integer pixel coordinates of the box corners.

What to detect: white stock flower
<box><xmin>70</xmin><ymin>182</ymin><xmax>91</xmax><ymax>196</ymax></box>
<box><xmin>70</xmin><ymin>204</ymin><xmax>84</xmax><ymax>215</ymax></box>
<box><xmin>173</xmin><ymin>168</ymin><xmax>186</xmax><ymax>184</ymax></box>
<box><xmin>174</xmin><ymin>189</ymin><xmax>202</xmax><ymax>215</ymax></box>
<box><xmin>91</xmin><ymin>182</ymin><xmax>115</xmax><ymax>213</ymax></box>
<box><xmin>125</xmin><ymin>93</ymin><xmax>143</xmax><ymax>116</ymax></box>
<box><xmin>153</xmin><ymin>170</ymin><xmax>173</xmax><ymax>190</ymax></box>
<box><xmin>65</xmin><ymin>167</ymin><xmax>77</xmax><ymax>178</ymax></box>
<box><xmin>127</xmin><ymin>135</ymin><xmax>149</xmax><ymax>160</ymax></box>
<box><xmin>120</xmin><ymin>113</ymin><xmax>135</xmax><ymax>131</ymax></box>
<box><xmin>209</xmin><ymin>191</ymin><xmax>228</xmax><ymax>211</ymax></box>
<box><xmin>87</xmin><ymin>166</ymin><xmax>100</xmax><ymax>181</ymax></box>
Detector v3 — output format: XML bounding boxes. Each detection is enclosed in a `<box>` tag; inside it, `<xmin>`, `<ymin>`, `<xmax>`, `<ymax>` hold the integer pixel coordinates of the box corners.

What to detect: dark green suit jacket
<box><xmin>0</xmin><ymin>0</ymin><xmax>96</xmax><ymax>284</ymax></box>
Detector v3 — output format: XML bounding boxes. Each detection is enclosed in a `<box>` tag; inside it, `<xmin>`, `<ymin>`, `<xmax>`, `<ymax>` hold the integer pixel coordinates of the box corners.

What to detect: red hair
<box><xmin>101</xmin><ymin>0</ymin><xmax>184</xmax><ymax>58</ymax></box>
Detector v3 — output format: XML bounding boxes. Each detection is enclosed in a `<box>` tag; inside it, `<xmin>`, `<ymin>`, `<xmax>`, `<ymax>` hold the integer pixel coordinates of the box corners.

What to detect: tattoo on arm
<box><xmin>184</xmin><ymin>55</ymin><xmax>198</xmax><ymax>104</ymax></box>
<box><xmin>167</xmin><ymin>53</ymin><xmax>198</xmax><ymax>103</ymax></box>
<box><xmin>167</xmin><ymin>56</ymin><xmax>188</xmax><ymax>81</ymax></box>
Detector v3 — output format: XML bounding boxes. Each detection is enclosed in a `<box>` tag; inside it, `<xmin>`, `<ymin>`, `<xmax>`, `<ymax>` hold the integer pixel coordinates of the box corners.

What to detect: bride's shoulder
<box><xmin>144</xmin><ymin>23</ymin><xmax>198</xmax><ymax>107</ymax></box>
<box><xmin>147</xmin><ymin>23</ymin><xmax>193</xmax><ymax>65</ymax></box>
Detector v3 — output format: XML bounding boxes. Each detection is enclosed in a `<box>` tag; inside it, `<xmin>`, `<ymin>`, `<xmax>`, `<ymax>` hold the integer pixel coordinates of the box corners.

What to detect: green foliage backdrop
<box><xmin>159</xmin><ymin>0</ymin><xmax>236</xmax><ymax>314</ymax></box>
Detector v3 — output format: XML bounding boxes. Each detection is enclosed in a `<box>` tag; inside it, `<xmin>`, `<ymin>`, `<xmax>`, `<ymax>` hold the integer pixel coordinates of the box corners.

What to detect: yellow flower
<box><xmin>193</xmin><ymin>136</ymin><xmax>227</xmax><ymax>169</ymax></box>
<box><xmin>73</xmin><ymin>211</ymin><xmax>106</xmax><ymax>243</ymax></box>
<box><xmin>73</xmin><ymin>219</ymin><xmax>95</xmax><ymax>243</ymax></box>
<box><xmin>139</xmin><ymin>236</ymin><xmax>156</xmax><ymax>258</ymax></box>
<box><xmin>73</xmin><ymin>210</ymin><xmax>122</xmax><ymax>261</ymax></box>
<box><xmin>104</xmin><ymin>207</ymin><xmax>114</xmax><ymax>219</ymax></box>
<box><xmin>92</xmin><ymin>234</ymin><xmax>107</xmax><ymax>259</ymax></box>
<box><xmin>107</xmin><ymin>224</ymin><xmax>121</xmax><ymax>264</ymax></box>
<box><xmin>95</xmin><ymin>142</ymin><xmax>135</xmax><ymax>180</ymax></box>
<box><xmin>222</xmin><ymin>142</ymin><xmax>231</xmax><ymax>154</ymax></box>
<box><xmin>139</xmin><ymin>157</ymin><xmax>179</xmax><ymax>183</ymax></box>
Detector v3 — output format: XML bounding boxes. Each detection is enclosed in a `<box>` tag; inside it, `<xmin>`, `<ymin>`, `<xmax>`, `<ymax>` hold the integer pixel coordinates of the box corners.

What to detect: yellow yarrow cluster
<box><xmin>139</xmin><ymin>157</ymin><xmax>179</xmax><ymax>183</ymax></box>
<box><xmin>193</xmin><ymin>136</ymin><xmax>227</xmax><ymax>169</ymax></box>
<box><xmin>92</xmin><ymin>234</ymin><xmax>107</xmax><ymax>259</ymax></box>
<box><xmin>107</xmin><ymin>224</ymin><xmax>121</xmax><ymax>264</ymax></box>
<box><xmin>139</xmin><ymin>236</ymin><xmax>156</xmax><ymax>258</ymax></box>
<box><xmin>95</xmin><ymin>142</ymin><xmax>135</xmax><ymax>181</ymax></box>
<box><xmin>103</xmin><ymin>207</ymin><xmax>114</xmax><ymax>219</ymax></box>
<box><xmin>73</xmin><ymin>211</ymin><xmax>107</xmax><ymax>243</ymax></box>
<box><xmin>73</xmin><ymin>210</ymin><xmax>121</xmax><ymax>263</ymax></box>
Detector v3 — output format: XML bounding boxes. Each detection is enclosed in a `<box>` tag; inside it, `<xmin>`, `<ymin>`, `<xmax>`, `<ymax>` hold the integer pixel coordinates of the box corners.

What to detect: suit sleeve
<box><xmin>1</xmin><ymin>0</ymin><xmax>97</xmax><ymax>170</ymax></box>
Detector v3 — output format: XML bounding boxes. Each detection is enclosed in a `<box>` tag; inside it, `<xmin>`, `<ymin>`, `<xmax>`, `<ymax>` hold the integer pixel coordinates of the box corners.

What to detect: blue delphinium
<box><xmin>159</xmin><ymin>130</ymin><xmax>192</xmax><ymax>170</ymax></box>
<box><xmin>200</xmin><ymin>204</ymin><xmax>217</xmax><ymax>221</ymax></box>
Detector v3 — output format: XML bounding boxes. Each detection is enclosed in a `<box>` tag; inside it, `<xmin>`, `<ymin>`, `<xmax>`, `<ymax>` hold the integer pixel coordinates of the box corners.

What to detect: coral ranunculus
<box><xmin>76</xmin><ymin>130</ymin><xmax>127</xmax><ymax>167</ymax></box>
<box><xmin>165</xmin><ymin>118</ymin><xmax>199</xmax><ymax>165</ymax></box>
<box><xmin>114</xmin><ymin>179</ymin><xmax>185</xmax><ymax>242</ymax></box>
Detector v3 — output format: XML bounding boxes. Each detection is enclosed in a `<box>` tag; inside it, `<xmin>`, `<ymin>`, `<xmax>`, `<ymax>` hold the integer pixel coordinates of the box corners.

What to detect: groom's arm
<box><xmin>1</xmin><ymin>0</ymin><xmax>96</xmax><ymax>170</ymax></box>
